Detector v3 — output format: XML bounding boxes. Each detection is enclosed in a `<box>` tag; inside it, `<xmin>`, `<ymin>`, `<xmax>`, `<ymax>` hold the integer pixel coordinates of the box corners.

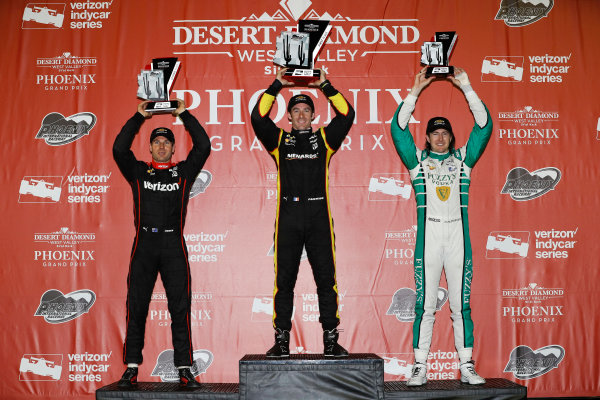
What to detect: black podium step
<box><xmin>96</xmin><ymin>382</ymin><xmax>239</xmax><ymax>399</ymax></box>
<box><xmin>384</xmin><ymin>378</ymin><xmax>527</xmax><ymax>399</ymax></box>
<box><xmin>239</xmin><ymin>353</ymin><xmax>384</xmax><ymax>400</ymax></box>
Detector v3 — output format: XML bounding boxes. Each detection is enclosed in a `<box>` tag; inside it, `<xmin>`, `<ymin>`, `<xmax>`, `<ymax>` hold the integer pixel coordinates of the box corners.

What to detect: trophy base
<box><xmin>425</xmin><ymin>66</ymin><xmax>454</xmax><ymax>78</ymax></box>
<box><xmin>145</xmin><ymin>100</ymin><xmax>178</xmax><ymax>114</ymax></box>
<box><xmin>284</xmin><ymin>68</ymin><xmax>321</xmax><ymax>85</ymax></box>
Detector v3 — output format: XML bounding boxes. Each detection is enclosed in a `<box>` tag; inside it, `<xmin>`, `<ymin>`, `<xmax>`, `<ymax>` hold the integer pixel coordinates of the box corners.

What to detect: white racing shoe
<box><xmin>460</xmin><ymin>361</ymin><xmax>486</xmax><ymax>385</ymax></box>
<box><xmin>406</xmin><ymin>362</ymin><xmax>427</xmax><ymax>386</ymax></box>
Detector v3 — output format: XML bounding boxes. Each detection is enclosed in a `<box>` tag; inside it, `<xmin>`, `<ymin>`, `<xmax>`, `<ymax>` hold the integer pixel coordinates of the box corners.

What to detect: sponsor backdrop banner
<box><xmin>1</xmin><ymin>0</ymin><xmax>598</xmax><ymax>398</ymax></box>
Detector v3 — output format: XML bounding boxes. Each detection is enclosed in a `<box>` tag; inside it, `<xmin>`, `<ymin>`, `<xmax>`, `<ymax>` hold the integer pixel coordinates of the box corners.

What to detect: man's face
<box><xmin>149</xmin><ymin>136</ymin><xmax>175</xmax><ymax>163</ymax></box>
<box><xmin>288</xmin><ymin>103</ymin><xmax>314</xmax><ymax>130</ymax></box>
<box><xmin>427</xmin><ymin>129</ymin><xmax>452</xmax><ymax>153</ymax></box>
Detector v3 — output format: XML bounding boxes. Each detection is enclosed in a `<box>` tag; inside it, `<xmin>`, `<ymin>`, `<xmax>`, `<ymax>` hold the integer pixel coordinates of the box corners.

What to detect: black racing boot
<box><xmin>323</xmin><ymin>329</ymin><xmax>349</xmax><ymax>357</ymax></box>
<box><xmin>266</xmin><ymin>328</ymin><xmax>290</xmax><ymax>358</ymax></box>
<box><xmin>178</xmin><ymin>367</ymin><xmax>201</xmax><ymax>388</ymax></box>
<box><xmin>117</xmin><ymin>367</ymin><xmax>138</xmax><ymax>388</ymax></box>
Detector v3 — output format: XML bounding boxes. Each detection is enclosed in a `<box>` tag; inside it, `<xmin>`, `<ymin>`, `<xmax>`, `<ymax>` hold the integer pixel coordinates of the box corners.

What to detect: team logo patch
<box><xmin>436</xmin><ymin>186</ymin><xmax>450</xmax><ymax>201</ymax></box>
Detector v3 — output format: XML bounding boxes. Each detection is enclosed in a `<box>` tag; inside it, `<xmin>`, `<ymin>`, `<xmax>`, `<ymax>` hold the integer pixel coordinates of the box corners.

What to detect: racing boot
<box><xmin>266</xmin><ymin>328</ymin><xmax>290</xmax><ymax>358</ymax></box>
<box><xmin>406</xmin><ymin>362</ymin><xmax>427</xmax><ymax>386</ymax></box>
<box><xmin>460</xmin><ymin>361</ymin><xmax>486</xmax><ymax>385</ymax></box>
<box><xmin>323</xmin><ymin>328</ymin><xmax>349</xmax><ymax>357</ymax></box>
<box><xmin>178</xmin><ymin>367</ymin><xmax>201</xmax><ymax>388</ymax></box>
<box><xmin>117</xmin><ymin>367</ymin><xmax>138</xmax><ymax>388</ymax></box>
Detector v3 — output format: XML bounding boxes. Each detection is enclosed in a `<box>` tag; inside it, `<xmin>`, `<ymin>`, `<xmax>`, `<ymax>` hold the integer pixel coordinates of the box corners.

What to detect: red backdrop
<box><xmin>2</xmin><ymin>0</ymin><xmax>599</xmax><ymax>398</ymax></box>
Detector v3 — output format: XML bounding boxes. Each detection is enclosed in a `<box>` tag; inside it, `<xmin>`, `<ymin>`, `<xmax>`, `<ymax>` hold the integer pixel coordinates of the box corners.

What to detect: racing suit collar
<box><xmin>428</xmin><ymin>150</ymin><xmax>451</xmax><ymax>160</ymax></box>
<box><xmin>291</xmin><ymin>128</ymin><xmax>312</xmax><ymax>135</ymax></box>
<box><xmin>151</xmin><ymin>160</ymin><xmax>174</xmax><ymax>169</ymax></box>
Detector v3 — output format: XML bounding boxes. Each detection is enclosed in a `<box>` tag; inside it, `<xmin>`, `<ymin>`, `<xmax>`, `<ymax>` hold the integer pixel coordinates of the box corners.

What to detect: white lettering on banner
<box><xmin>185</xmin><ymin>231</ymin><xmax>229</xmax><ymax>263</ymax></box>
<box><xmin>66</xmin><ymin>173</ymin><xmax>111</xmax><ymax>203</ymax></box>
<box><xmin>529</xmin><ymin>54</ymin><xmax>572</xmax><ymax>83</ymax></box>
<box><xmin>68</xmin><ymin>351</ymin><xmax>111</xmax><ymax>382</ymax></box>
<box><xmin>301</xmin><ymin>291</ymin><xmax>345</xmax><ymax>322</ymax></box>
<box><xmin>534</xmin><ymin>228</ymin><xmax>578</xmax><ymax>259</ymax></box>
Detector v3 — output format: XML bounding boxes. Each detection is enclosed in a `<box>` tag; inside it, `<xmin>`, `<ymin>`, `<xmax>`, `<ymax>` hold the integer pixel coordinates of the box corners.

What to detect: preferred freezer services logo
<box><xmin>35</xmin><ymin>52</ymin><xmax>97</xmax><ymax>92</ymax></box>
<box><xmin>171</xmin><ymin>0</ymin><xmax>420</xmax><ymax>74</ymax></box>
<box><xmin>150</xmin><ymin>291</ymin><xmax>213</xmax><ymax>328</ymax></box>
<box><xmin>386</xmin><ymin>287</ymin><xmax>448</xmax><ymax>322</ymax></box>
<box><xmin>151</xmin><ymin>349</ymin><xmax>213</xmax><ymax>382</ymax></box>
<box><xmin>19</xmin><ymin>354</ymin><xmax>63</xmax><ymax>381</ymax></box>
<box><xmin>34</xmin><ymin>289</ymin><xmax>96</xmax><ymax>323</ymax></box>
<box><xmin>501</xmin><ymin>167</ymin><xmax>561</xmax><ymax>200</ymax></box>
<box><xmin>495</xmin><ymin>0</ymin><xmax>554</xmax><ymax>27</ymax></box>
<box><xmin>35</xmin><ymin>112</ymin><xmax>96</xmax><ymax>145</ymax></box>
<box><xmin>368</xmin><ymin>173</ymin><xmax>412</xmax><ymax>201</ymax></box>
<box><xmin>502</xmin><ymin>283</ymin><xmax>564</xmax><ymax>324</ymax></box>
<box><xmin>504</xmin><ymin>345</ymin><xmax>564</xmax><ymax>379</ymax></box>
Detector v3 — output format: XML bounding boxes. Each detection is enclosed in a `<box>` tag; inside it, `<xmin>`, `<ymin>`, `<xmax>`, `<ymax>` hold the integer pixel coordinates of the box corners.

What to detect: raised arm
<box><xmin>390</xmin><ymin>68</ymin><xmax>434</xmax><ymax>169</ymax></box>
<box><xmin>113</xmin><ymin>102</ymin><xmax>149</xmax><ymax>181</ymax></box>
<box><xmin>316</xmin><ymin>70</ymin><xmax>355</xmax><ymax>151</ymax></box>
<box><xmin>174</xmin><ymin>99</ymin><xmax>211</xmax><ymax>177</ymax></box>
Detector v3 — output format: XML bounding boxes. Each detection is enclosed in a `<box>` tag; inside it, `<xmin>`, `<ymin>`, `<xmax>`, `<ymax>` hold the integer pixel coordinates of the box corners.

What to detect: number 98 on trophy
<box><xmin>136</xmin><ymin>57</ymin><xmax>181</xmax><ymax>113</ymax></box>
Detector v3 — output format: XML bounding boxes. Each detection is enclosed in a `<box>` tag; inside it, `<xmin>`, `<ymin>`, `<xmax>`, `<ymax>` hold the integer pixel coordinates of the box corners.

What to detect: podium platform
<box><xmin>239</xmin><ymin>353</ymin><xmax>384</xmax><ymax>400</ymax></box>
<box><xmin>97</xmin><ymin>354</ymin><xmax>526</xmax><ymax>400</ymax></box>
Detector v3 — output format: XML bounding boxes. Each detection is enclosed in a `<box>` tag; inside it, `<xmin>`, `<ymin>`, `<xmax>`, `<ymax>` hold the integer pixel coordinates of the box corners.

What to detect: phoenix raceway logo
<box><xmin>22</xmin><ymin>3</ymin><xmax>65</xmax><ymax>28</ymax></box>
<box><xmin>481</xmin><ymin>56</ymin><xmax>524</xmax><ymax>82</ymax></box>
<box><xmin>386</xmin><ymin>287</ymin><xmax>448</xmax><ymax>322</ymax></box>
<box><xmin>19</xmin><ymin>354</ymin><xmax>63</xmax><ymax>381</ymax></box>
<box><xmin>151</xmin><ymin>349</ymin><xmax>213</xmax><ymax>382</ymax></box>
<box><xmin>495</xmin><ymin>0</ymin><xmax>554</xmax><ymax>27</ymax></box>
<box><xmin>486</xmin><ymin>231</ymin><xmax>530</xmax><ymax>259</ymax></box>
<box><xmin>189</xmin><ymin>170</ymin><xmax>213</xmax><ymax>198</ymax></box>
<box><xmin>34</xmin><ymin>289</ymin><xmax>96</xmax><ymax>323</ymax></box>
<box><xmin>19</xmin><ymin>176</ymin><xmax>63</xmax><ymax>203</ymax></box>
<box><xmin>501</xmin><ymin>167</ymin><xmax>561</xmax><ymax>201</ymax></box>
<box><xmin>35</xmin><ymin>112</ymin><xmax>97</xmax><ymax>145</ymax></box>
<box><xmin>504</xmin><ymin>345</ymin><xmax>564</xmax><ymax>379</ymax></box>
<box><xmin>368</xmin><ymin>173</ymin><xmax>412</xmax><ymax>201</ymax></box>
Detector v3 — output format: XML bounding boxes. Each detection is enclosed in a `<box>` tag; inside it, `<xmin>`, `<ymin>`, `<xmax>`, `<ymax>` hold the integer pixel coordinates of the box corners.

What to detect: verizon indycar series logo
<box><xmin>251</xmin><ymin>294</ymin><xmax>296</xmax><ymax>322</ymax></box>
<box><xmin>501</xmin><ymin>167</ymin><xmax>561</xmax><ymax>201</ymax></box>
<box><xmin>19</xmin><ymin>354</ymin><xmax>63</xmax><ymax>381</ymax></box>
<box><xmin>35</xmin><ymin>112</ymin><xmax>96</xmax><ymax>145</ymax></box>
<box><xmin>368</xmin><ymin>173</ymin><xmax>412</xmax><ymax>201</ymax></box>
<box><xmin>19</xmin><ymin>176</ymin><xmax>63</xmax><ymax>203</ymax></box>
<box><xmin>189</xmin><ymin>170</ymin><xmax>213</xmax><ymax>198</ymax></box>
<box><xmin>486</xmin><ymin>231</ymin><xmax>530</xmax><ymax>258</ymax></box>
<box><xmin>22</xmin><ymin>3</ymin><xmax>65</xmax><ymax>28</ymax></box>
<box><xmin>504</xmin><ymin>345</ymin><xmax>564</xmax><ymax>379</ymax></box>
<box><xmin>495</xmin><ymin>0</ymin><xmax>554</xmax><ymax>27</ymax></box>
<box><xmin>481</xmin><ymin>56</ymin><xmax>524</xmax><ymax>82</ymax></box>
<box><xmin>386</xmin><ymin>287</ymin><xmax>448</xmax><ymax>322</ymax></box>
<box><xmin>34</xmin><ymin>289</ymin><xmax>96</xmax><ymax>323</ymax></box>
<box><xmin>382</xmin><ymin>355</ymin><xmax>413</xmax><ymax>378</ymax></box>
<box><xmin>151</xmin><ymin>349</ymin><xmax>213</xmax><ymax>382</ymax></box>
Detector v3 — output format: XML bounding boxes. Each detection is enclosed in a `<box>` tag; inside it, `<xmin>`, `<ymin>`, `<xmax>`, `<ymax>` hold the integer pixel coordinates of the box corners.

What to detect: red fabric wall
<box><xmin>2</xmin><ymin>0</ymin><xmax>599</xmax><ymax>398</ymax></box>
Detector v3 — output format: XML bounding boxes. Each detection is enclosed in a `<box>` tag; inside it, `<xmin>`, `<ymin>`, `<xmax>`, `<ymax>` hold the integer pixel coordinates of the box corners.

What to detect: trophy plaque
<box><xmin>421</xmin><ymin>32</ymin><xmax>457</xmax><ymax>78</ymax></box>
<box><xmin>137</xmin><ymin>57</ymin><xmax>181</xmax><ymax>113</ymax></box>
<box><xmin>273</xmin><ymin>20</ymin><xmax>332</xmax><ymax>85</ymax></box>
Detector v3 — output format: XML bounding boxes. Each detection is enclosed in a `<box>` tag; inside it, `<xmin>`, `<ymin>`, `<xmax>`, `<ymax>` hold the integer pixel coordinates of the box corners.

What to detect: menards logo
<box><xmin>172</xmin><ymin>0</ymin><xmax>420</xmax><ymax>68</ymax></box>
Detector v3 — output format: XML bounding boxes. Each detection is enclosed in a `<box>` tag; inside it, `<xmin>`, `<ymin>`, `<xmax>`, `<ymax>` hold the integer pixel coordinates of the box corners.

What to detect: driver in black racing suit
<box><xmin>251</xmin><ymin>68</ymin><xmax>354</xmax><ymax>358</ymax></box>
<box><xmin>113</xmin><ymin>99</ymin><xmax>211</xmax><ymax>388</ymax></box>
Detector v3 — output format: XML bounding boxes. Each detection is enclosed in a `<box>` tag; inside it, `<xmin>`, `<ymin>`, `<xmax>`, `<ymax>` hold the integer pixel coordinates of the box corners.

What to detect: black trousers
<box><xmin>273</xmin><ymin>198</ymin><xmax>340</xmax><ymax>331</ymax></box>
<box><xmin>123</xmin><ymin>230</ymin><xmax>194</xmax><ymax>367</ymax></box>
